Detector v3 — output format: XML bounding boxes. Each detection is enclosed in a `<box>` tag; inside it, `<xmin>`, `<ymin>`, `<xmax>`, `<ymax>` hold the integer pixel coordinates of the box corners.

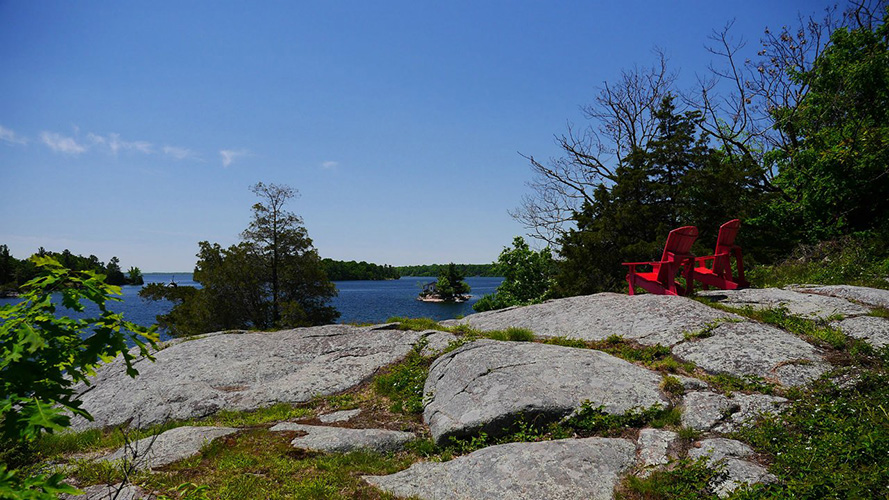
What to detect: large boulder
<box><xmin>672</xmin><ymin>322</ymin><xmax>829</xmax><ymax>386</ymax></box>
<box><xmin>71</xmin><ymin>325</ymin><xmax>440</xmax><ymax>430</ymax></box>
<box><xmin>364</xmin><ymin>437</ymin><xmax>636</xmax><ymax>500</ymax></box>
<box><xmin>443</xmin><ymin>293</ymin><xmax>737</xmax><ymax>346</ymax></box>
<box><xmin>697</xmin><ymin>288</ymin><xmax>869</xmax><ymax>320</ymax></box>
<box><xmin>424</xmin><ymin>340</ymin><xmax>668</xmax><ymax>445</ymax></box>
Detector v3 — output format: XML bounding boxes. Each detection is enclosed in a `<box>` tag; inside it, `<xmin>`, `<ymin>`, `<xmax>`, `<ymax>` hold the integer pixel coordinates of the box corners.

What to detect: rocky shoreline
<box><xmin>63</xmin><ymin>285</ymin><xmax>889</xmax><ymax>499</ymax></box>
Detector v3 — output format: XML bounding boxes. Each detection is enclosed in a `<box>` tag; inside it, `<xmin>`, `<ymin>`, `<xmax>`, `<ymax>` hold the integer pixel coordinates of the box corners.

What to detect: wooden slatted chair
<box><xmin>622</xmin><ymin>226</ymin><xmax>699</xmax><ymax>296</ymax></box>
<box><xmin>692</xmin><ymin>219</ymin><xmax>750</xmax><ymax>290</ymax></box>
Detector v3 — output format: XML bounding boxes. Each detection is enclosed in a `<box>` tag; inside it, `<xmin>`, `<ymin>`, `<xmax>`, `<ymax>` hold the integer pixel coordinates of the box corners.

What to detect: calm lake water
<box><xmin>0</xmin><ymin>273</ymin><xmax>503</xmax><ymax>342</ymax></box>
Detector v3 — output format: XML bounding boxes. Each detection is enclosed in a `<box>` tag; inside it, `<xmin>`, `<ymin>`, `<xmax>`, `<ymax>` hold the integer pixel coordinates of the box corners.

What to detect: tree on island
<box><xmin>141</xmin><ymin>182</ymin><xmax>338</xmax><ymax>335</ymax></box>
<box><xmin>419</xmin><ymin>263</ymin><xmax>470</xmax><ymax>302</ymax></box>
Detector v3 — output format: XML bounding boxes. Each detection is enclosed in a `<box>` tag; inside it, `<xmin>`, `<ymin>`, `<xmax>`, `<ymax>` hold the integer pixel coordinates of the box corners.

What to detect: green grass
<box><xmin>29</xmin><ymin>403</ymin><xmax>314</xmax><ymax>462</ymax></box>
<box><xmin>868</xmin><ymin>306</ymin><xmax>889</xmax><ymax>318</ymax></box>
<box><xmin>132</xmin><ymin>428</ymin><xmax>412</xmax><ymax>499</ymax></box>
<box><xmin>372</xmin><ymin>343</ymin><xmax>433</xmax><ymax>414</ymax></box>
<box><xmin>386</xmin><ymin>316</ymin><xmax>536</xmax><ymax>344</ymax></box>
<box><xmin>703</xmin><ymin>372</ymin><xmax>777</xmax><ymax>396</ymax></box>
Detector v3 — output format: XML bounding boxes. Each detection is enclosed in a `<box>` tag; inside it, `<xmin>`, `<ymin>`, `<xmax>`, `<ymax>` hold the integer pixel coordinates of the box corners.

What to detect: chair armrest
<box><xmin>694</xmin><ymin>255</ymin><xmax>716</xmax><ymax>263</ymax></box>
<box><xmin>622</xmin><ymin>261</ymin><xmax>659</xmax><ymax>267</ymax></box>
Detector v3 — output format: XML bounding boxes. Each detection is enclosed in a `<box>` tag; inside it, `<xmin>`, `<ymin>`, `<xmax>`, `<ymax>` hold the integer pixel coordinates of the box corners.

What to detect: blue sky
<box><xmin>1</xmin><ymin>1</ymin><xmax>822</xmax><ymax>271</ymax></box>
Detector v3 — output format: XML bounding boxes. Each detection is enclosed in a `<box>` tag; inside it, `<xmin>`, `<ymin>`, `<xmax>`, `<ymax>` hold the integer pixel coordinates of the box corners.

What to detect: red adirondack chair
<box><xmin>692</xmin><ymin>219</ymin><xmax>750</xmax><ymax>290</ymax></box>
<box><xmin>622</xmin><ymin>226</ymin><xmax>698</xmax><ymax>296</ymax></box>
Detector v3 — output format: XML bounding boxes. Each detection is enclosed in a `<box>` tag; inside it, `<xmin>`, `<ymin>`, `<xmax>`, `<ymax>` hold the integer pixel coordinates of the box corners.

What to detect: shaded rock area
<box><xmin>682</xmin><ymin>391</ymin><xmax>788</xmax><ymax>432</ymax></box>
<box><xmin>831</xmin><ymin>316</ymin><xmax>889</xmax><ymax>348</ymax></box>
<box><xmin>424</xmin><ymin>340</ymin><xmax>668</xmax><ymax>445</ymax></box>
<box><xmin>100</xmin><ymin>426</ymin><xmax>237</xmax><ymax>471</ymax></box>
<box><xmin>269</xmin><ymin>423</ymin><xmax>415</xmax><ymax>453</ymax></box>
<box><xmin>672</xmin><ymin>322</ymin><xmax>830</xmax><ymax>386</ymax></box>
<box><xmin>71</xmin><ymin>325</ymin><xmax>441</xmax><ymax>430</ymax></box>
<box><xmin>442</xmin><ymin>293</ymin><xmax>737</xmax><ymax>346</ymax></box>
<box><xmin>689</xmin><ymin>438</ymin><xmax>777</xmax><ymax>498</ymax></box>
<box><xmin>697</xmin><ymin>288</ymin><xmax>869</xmax><ymax>320</ymax></box>
<box><xmin>791</xmin><ymin>284</ymin><xmax>889</xmax><ymax>309</ymax></box>
<box><xmin>364</xmin><ymin>437</ymin><xmax>637</xmax><ymax>500</ymax></box>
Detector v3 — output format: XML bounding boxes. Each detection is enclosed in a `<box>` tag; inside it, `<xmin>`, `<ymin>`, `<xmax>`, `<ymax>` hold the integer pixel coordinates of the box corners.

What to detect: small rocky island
<box><xmin>417</xmin><ymin>262</ymin><xmax>471</xmax><ymax>303</ymax></box>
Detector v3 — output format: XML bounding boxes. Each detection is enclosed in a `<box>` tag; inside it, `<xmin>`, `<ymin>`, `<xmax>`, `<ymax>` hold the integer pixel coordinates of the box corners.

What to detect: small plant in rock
<box><xmin>542</xmin><ymin>336</ymin><xmax>590</xmax><ymax>349</ymax></box>
<box><xmin>661</xmin><ymin>376</ymin><xmax>686</xmax><ymax>396</ymax></box>
<box><xmin>484</xmin><ymin>327</ymin><xmax>535</xmax><ymax>342</ymax></box>
<box><xmin>372</xmin><ymin>344</ymin><xmax>433</xmax><ymax>414</ymax></box>
<box><xmin>564</xmin><ymin>403</ymin><xmax>677</xmax><ymax>436</ymax></box>
<box><xmin>618</xmin><ymin>457</ymin><xmax>724</xmax><ymax>500</ymax></box>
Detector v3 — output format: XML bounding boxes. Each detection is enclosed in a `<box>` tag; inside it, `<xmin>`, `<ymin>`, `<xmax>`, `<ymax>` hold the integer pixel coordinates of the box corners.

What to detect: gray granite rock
<box><xmin>318</xmin><ymin>409</ymin><xmax>362</xmax><ymax>423</ymax></box>
<box><xmin>637</xmin><ymin>428</ymin><xmax>678</xmax><ymax>471</ymax></box>
<box><xmin>62</xmin><ymin>483</ymin><xmax>152</xmax><ymax>500</ymax></box>
<box><xmin>682</xmin><ymin>391</ymin><xmax>732</xmax><ymax>432</ymax></box>
<box><xmin>682</xmin><ymin>392</ymin><xmax>788</xmax><ymax>433</ymax></box>
<box><xmin>698</xmin><ymin>288</ymin><xmax>868</xmax><ymax>320</ymax></box>
<box><xmin>442</xmin><ymin>293</ymin><xmax>738</xmax><ymax>346</ymax></box>
<box><xmin>420</xmin><ymin>330</ymin><xmax>460</xmax><ymax>356</ymax></box>
<box><xmin>71</xmin><ymin>325</ymin><xmax>438</xmax><ymax>430</ymax></box>
<box><xmin>424</xmin><ymin>340</ymin><xmax>668</xmax><ymax>445</ymax></box>
<box><xmin>831</xmin><ymin>316</ymin><xmax>889</xmax><ymax>348</ymax></box>
<box><xmin>100</xmin><ymin>426</ymin><xmax>237</xmax><ymax>471</ymax></box>
<box><xmin>675</xmin><ymin>375</ymin><xmax>710</xmax><ymax>391</ymax></box>
<box><xmin>672</xmin><ymin>322</ymin><xmax>829</xmax><ymax>386</ymax></box>
<box><xmin>364</xmin><ymin>437</ymin><xmax>636</xmax><ymax>500</ymax></box>
<box><xmin>689</xmin><ymin>438</ymin><xmax>776</xmax><ymax>498</ymax></box>
<box><xmin>269</xmin><ymin>423</ymin><xmax>415</xmax><ymax>453</ymax></box>
<box><xmin>791</xmin><ymin>284</ymin><xmax>889</xmax><ymax>309</ymax></box>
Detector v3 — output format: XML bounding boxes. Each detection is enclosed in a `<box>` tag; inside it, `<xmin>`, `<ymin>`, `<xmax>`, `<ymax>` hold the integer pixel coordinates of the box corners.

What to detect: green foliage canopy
<box><xmin>765</xmin><ymin>11</ymin><xmax>889</xmax><ymax>242</ymax></box>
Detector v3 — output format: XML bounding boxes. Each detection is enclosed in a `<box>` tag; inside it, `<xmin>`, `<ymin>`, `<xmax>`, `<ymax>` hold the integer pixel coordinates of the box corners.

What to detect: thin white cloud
<box><xmin>220</xmin><ymin>149</ymin><xmax>249</xmax><ymax>167</ymax></box>
<box><xmin>321</xmin><ymin>161</ymin><xmax>339</xmax><ymax>169</ymax></box>
<box><xmin>0</xmin><ymin>125</ymin><xmax>28</xmax><ymax>145</ymax></box>
<box><xmin>163</xmin><ymin>145</ymin><xmax>200</xmax><ymax>161</ymax></box>
<box><xmin>40</xmin><ymin>131</ymin><xmax>87</xmax><ymax>154</ymax></box>
<box><xmin>88</xmin><ymin>133</ymin><xmax>153</xmax><ymax>155</ymax></box>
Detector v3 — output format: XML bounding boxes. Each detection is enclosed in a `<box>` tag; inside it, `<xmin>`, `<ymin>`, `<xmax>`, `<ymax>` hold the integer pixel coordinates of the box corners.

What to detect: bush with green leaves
<box><xmin>0</xmin><ymin>257</ymin><xmax>158</xmax><ymax>498</ymax></box>
<box><xmin>474</xmin><ymin>236</ymin><xmax>557</xmax><ymax>312</ymax></box>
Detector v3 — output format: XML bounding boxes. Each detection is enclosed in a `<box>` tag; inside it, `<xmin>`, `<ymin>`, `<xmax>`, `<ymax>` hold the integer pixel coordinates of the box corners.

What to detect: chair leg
<box><xmin>627</xmin><ymin>275</ymin><xmax>635</xmax><ymax>295</ymax></box>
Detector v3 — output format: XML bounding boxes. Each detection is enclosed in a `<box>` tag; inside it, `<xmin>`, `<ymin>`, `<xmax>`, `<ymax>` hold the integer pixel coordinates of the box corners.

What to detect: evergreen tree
<box><xmin>141</xmin><ymin>182</ymin><xmax>338</xmax><ymax>336</ymax></box>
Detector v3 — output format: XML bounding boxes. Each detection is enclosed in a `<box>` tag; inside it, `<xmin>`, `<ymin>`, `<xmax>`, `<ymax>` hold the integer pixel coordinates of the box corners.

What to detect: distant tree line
<box><xmin>395</xmin><ymin>263</ymin><xmax>500</xmax><ymax>277</ymax></box>
<box><xmin>322</xmin><ymin>259</ymin><xmax>401</xmax><ymax>281</ymax></box>
<box><xmin>0</xmin><ymin>245</ymin><xmax>143</xmax><ymax>294</ymax></box>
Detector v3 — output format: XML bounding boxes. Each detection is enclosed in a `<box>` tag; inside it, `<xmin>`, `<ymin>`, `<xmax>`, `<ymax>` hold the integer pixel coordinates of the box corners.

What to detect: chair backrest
<box><xmin>660</xmin><ymin>226</ymin><xmax>698</xmax><ymax>261</ymax></box>
<box><xmin>715</xmin><ymin>219</ymin><xmax>741</xmax><ymax>254</ymax></box>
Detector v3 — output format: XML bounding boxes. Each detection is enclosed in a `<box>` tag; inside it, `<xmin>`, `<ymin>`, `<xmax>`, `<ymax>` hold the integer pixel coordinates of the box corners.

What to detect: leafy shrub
<box><xmin>0</xmin><ymin>257</ymin><xmax>157</xmax><ymax>498</ymax></box>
